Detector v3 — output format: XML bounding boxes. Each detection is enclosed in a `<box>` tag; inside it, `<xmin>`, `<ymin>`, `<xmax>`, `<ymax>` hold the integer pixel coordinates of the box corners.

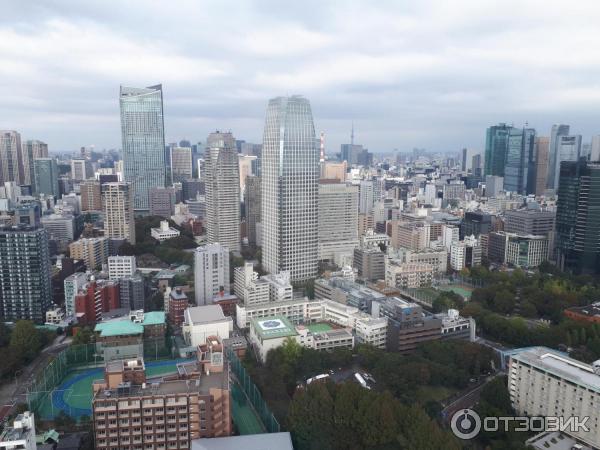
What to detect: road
<box><xmin>440</xmin><ymin>372</ymin><xmax>503</xmax><ymax>422</ymax></box>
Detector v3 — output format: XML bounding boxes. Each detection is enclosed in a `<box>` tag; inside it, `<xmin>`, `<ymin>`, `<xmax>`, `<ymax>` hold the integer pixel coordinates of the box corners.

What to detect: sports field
<box><xmin>231</xmin><ymin>382</ymin><xmax>264</xmax><ymax>434</ymax></box>
<box><xmin>306</xmin><ymin>323</ymin><xmax>333</xmax><ymax>333</ymax></box>
<box><xmin>37</xmin><ymin>358</ymin><xmax>194</xmax><ymax>419</ymax></box>
<box><xmin>439</xmin><ymin>284</ymin><xmax>473</xmax><ymax>299</ymax></box>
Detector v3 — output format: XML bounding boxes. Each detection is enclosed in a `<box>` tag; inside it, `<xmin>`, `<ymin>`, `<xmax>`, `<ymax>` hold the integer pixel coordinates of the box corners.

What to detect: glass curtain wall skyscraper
<box><xmin>261</xmin><ymin>96</ymin><xmax>319</xmax><ymax>283</ymax></box>
<box><xmin>119</xmin><ymin>85</ymin><xmax>166</xmax><ymax>211</ymax></box>
<box><xmin>547</xmin><ymin>124</ymin><xmax>570</xmax><ymax>190</ymax></box>
<box><xmin>205</xmin><ymin>131</ymin><xmax>240</xmax><ymax>253</ymax></box>
<box><xmin>484</xmin><ymin>123</ymin><xmax>512</xmax><ymax>177</ymax></box>
<box><xmin>505</xmin><ymin>127</ymin><xmax>536</xmax><ymax>195</ymax></box>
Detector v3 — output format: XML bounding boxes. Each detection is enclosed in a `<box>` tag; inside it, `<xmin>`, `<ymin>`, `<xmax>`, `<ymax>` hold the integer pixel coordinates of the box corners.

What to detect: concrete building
<box><xmin>504</xmin><ymin>209</ymin><xmax>555</xmax><ymax>237</ymax></box>
<box><xmin>238</xmin><ymin>154</ymin><xmax>257</xmax><ymax>195</ymax></box>
<box><xmin>0</xmin><ymin>130</ymin><xmax>24</xmax><ymax>185</ymax></box>
<box><xmin>119</xmin><ymin>274</ymin><xmax>145</xmax><ymax>311</ymax></box>
<box><xmin>233</xmin><ymin>263</ymin><xmax>270</xmax><ymax>306</ymax></box>
<box><xmin>0</xmin><ymin>225</ymin><xmax>52</xmax><ymax>322</ymax></box>
<box><xmin>149</xmin><ymin>186</ymin><xmax>176</xmax><ymax>218</ymax></box>
<box><xmin>393</xmin><ymin>248</ymin><xmax>448</xmax><ymax>274</ymax></box>
<box><xmin>358</xmin><ymin>180</ymin><xmax>375</xmax><ymax>214</ymax></box>
<box><xmin>69</xmin><ymin>237</ymin><xmax>109</xmax><ymax>271</ymax></box>
<box><xmin>509</xmin><ymin>347</ymin><xmax>600</xmax><ymax>449</ymax></box>
<box><xmin>442</xmin><ymin>224</ymin><xmax>460</xmax><ymax>250</ymax></box>
<box><xmin>297</xmin><ymin>326</ymin><xmax>355</xmax><ymax>352</ymax></box>
<box><xmin>353</xmin><ymin>247</ymin><xmax>385</xmax><ymax>282</ymax></box>
<box><xmin>182</xmin><ymin>305</ymin><xmax>233</xmax><ymax>347</ymax></box>
<box><xmin>108</xmin><ymin>255</ymin><xmax>137</xmax><ymax>280</ymax></box>
<box><xmin>102</xmin><ymin>182</ymin><xmax>135</xmax><ymax>244</ymax></box>
<box><xmin>71</xmin><ymin>158</ymin><xmax>93</xmax><ymax>181</ymax></box>
<box><xmin>64</xmin><ymin>272</ymin><xmax>88</xmax><ymax>317</ymax></box>
<box><xmin>261</xmin><ymin>272</ymin><xmax>293</xmax><ymax>303</ymax></box>
<box><xmin>205</xmin><ymin>132</ymin><xmax>240</xmax><ymax>253</ymax></box>
<box><xmin>321</xmin><ymin>160</ymin><xmax>347</xmax><ymax>181</ymax></box>
<box><xmin>80</xmin><ymin>179</ymin><xmax>102</xmax><ymax>211</ymax></box>
<box><xmin>33</xmin><ymin>158</ymin><xmax>59</xmax><ymax>197</ymax></box>
<box><xmin>0</xmin><ymin>411</ymin><xmax>36</xmax><ymax>450</ymax></box>
<box><xmin>318</xmin><ymin>180</ymin><xmax>359</xmax><ymax>263</ymax></box>
<box><xmin>22</xmin><ymin>140</ymin><xmax>48</xmax><ymax>186</ymax></box>
<box><xmin>534</xmin><ymin>136</ymin><xmax>550</xmax><ymax>196</ymax></box>
<box><xmin>120</xmin><ymin>85</ymin><xmax>167</xmax><ymax>211</ymax></box>
<box><xmin>235</xmin><ymin>298</ymin><xmax>322</xmax><ymax>329</ymax></box>
<box><xmin>151</xmin><ymin>220</ymin><xmax>180</xmax><ymax>241</ymax></box>
<box><xmin>485</xmin><ymin>175</ymin><xmax>504</xmax><ymax>198</ymax></box>
<box><xmin>244</xmin><ymin>175</ymin><xmax>261</xmax><ymax>247</ymax></box>
<box><xmin>92</xmin><ymin>353</ymin><xmax>231</xmax><ymax>449</ymax></box>
<box><xmin>249</xmin><ymin>315</ymin><xmax>299</xmax><ymax>363</ymax></box>
<box><xmin>314</xmin><ymin>277</ymin><xmax>386</xmax><ymax>313</ymax></box>
<box><xmin>41</xmin><ymin>214</ymin><xmax>75</xmax><ymax>245</ymax></box>
<box><xmin>391</xmin><ymin>221</ymin><xmax>430</xmax><ymax>251</ymax></box>
<box><xmin>171</xmin><ymin>146</ymin><xmax>193</xmax><ymax>182</ymax></box>
<box><xmin>385</xmin><ymin>262</ymin><xmax>434</xmax><ymax>289</ymax></box>
<box><xmin>450</xmin><ymin>235</ymin><xmax>482</xmax><ymax>271</ymax></box>
<box><xmin>506</xmin><ymin>234</ymin><xmax>549</xmax><ymax>268</ymax></box>
<box><xmin>194</xmin><ymin>244</ymin><xmax>229</xmax><ymax>306</ymax></box>
<box><xmin>261</xmin><ymin>96</ymin><xmax>319</xmax><ymax>282</ymax></box>
<box><xmin>166</xmin><ymin>287</ymin><xmax>189</xmax><ymax>328</ymax></box>
<box><xmin>442</xmin><ymin>181</ymin><xmax>465</xmax><ymax>201</ymax></box>
<box><xmin>75</xmin><ymin>279</ymin><xmax>121</xmax><ymax>325</ymax></box>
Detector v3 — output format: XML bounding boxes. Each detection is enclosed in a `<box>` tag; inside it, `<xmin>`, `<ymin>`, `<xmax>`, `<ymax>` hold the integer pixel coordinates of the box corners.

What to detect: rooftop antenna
<box><xmin>351</xmin><ymin>122</ymin><xmax>355</xmax><ymax>146</ymax></box>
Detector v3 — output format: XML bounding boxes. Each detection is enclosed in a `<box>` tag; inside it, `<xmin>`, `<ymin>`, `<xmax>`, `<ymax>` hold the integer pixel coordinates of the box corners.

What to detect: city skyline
<box><xmin>3</xmin><ymin>1</ymin><xmax>600</xmax><ymax>153</ymax></box>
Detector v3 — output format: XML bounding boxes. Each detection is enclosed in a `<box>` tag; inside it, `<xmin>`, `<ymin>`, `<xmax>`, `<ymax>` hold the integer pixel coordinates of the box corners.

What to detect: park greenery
<box><xmin>0</xmin><ymin>321</ymin><xmax>56</xmax><ymax>380</ymax></box>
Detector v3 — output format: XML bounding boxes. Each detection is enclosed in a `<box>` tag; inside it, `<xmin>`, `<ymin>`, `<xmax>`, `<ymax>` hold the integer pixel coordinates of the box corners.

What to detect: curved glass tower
<box><xmin>261</xmin><ymin>96</ymin><xmax>319</xmax><ymax>282</ymax></box>
<box><xmin>120</xmin><ymin>85</ymin><xmax>166</xmax><ymax>211</ymax></box>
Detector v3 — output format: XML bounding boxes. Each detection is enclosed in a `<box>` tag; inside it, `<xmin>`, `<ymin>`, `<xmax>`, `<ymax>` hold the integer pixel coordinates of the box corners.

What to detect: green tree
<box><xmin>72</xmin><ymin>327</ymin><xmax>94</xmax><ymax>345</ymax></box>
<box><xmin>9</xmin><ymin>321</ymin><xmax>41</xmax><ymax>362</ymax></box>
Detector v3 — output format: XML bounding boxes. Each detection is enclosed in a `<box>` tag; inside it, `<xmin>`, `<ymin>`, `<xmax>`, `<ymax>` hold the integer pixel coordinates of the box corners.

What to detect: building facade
<box><xmin>33</xmin><ymin>158</ymin><xmax>59</xmax><ymax>197</ymax></box>
<box><xmin>102</xmin><ymin>182</ymin><xmax>136</xmax><ymax>244</ymax></box>
<box><xmin>244</xmin><ymin>175</ymin><xmax>261</xmax><ymax>247</ymax></box>
<box><xmin>194</xmin><ymin>243</ymin><xmax>230</xmax><ymax>306</ymax></box>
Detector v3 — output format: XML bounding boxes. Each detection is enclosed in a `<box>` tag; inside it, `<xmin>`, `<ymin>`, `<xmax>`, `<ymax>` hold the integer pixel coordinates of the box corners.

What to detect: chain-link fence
<box><xmin>227</xmin><ymin>349</ymin><xmax>280</xmax><ymax>433</ymax></box>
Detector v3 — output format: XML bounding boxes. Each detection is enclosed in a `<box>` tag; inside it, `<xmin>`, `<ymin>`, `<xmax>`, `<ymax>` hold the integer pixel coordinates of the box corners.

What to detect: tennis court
<box><xmin>306</xmin><ymin>323</ymin><xmax>333</xmax><ymax>333</ymax></box>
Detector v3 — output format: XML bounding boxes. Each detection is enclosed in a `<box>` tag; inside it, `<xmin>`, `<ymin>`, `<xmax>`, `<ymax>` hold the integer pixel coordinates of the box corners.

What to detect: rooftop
<box><xmin>94</xmin><ymin>311</ymin><xmax>165</xmax><ymax>337</ymax></box>
<box><xmin>184</xmin><ymin>305</ymin><xmax>227</xmax><ymax>325</ymax></box>
<box><xmin>251</xmin><ymin>315</ymin><xmax>297</xmax><ymax>340</ymax></box>
<box><xmin>191</xmin><ymin>432</ymin><xmax>294</xmax><ymax>450</ymax></box>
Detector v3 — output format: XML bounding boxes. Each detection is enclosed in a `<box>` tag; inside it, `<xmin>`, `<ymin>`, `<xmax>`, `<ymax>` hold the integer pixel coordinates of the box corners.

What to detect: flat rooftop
<box><xmin>251</xmin><ymin>316</ymin><xmax>297</xmax><ymax>340</ymax></box>
<box><xmin>185</xmin><ymin>305</ymin><xmax>227</xmax><ymax>325</ymax></box>
<box><xmin>191</xmin><ymin>432</ymin><xmax>294</xmax><ymax>450</ymax></box>
<box><xmin>511</xmin><ymin>346</ymin><xmax>600</xmax><ymax>393</ymax></box>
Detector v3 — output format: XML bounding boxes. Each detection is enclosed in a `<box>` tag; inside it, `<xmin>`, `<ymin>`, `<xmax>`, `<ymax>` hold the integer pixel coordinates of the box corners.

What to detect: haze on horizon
<box><xmin>2</xmin><ymin>0</ymin><xmax>600</xmax><ymax>154</ymax></box>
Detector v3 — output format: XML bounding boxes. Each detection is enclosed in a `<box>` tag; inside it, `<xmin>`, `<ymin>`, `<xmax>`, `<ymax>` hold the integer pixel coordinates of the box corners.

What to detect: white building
<box><xmin>45</xmin><ymin>307</ymin><xmax>65</xmax><ymax>325</ymax></box>
<box><xmin>450</xmin><ymin>235</ymin><xmax>482</xmax><ymax>271</ymax></box>
<box><xmin>441</xmin><ymin>224</ymin><xmax>459</xmax><ymax>251</ymax></box>
<box><xmin>262</xmin><ymin>272</ymin><xmax>293</xmax><ymax>303</ymax></box>
<box><xmin>296</xmin><ymin>326</ymin><xmax>355</xmax><ymax>352</ymax></box>
<box><xmin>385</xmin><ymin>262</ymin><xmax>434</xmax><ymax>289</ymax></box>
<box><xmin>233</xmin><ymin>263</ymin><xmax>270</xmax><ymax>306</ymax></box>
<box><xmin>151</xmin><ymin>220</ymin><xmax>181</xmax><ymax>242</ymax></box>
<box><xmin>236</xmin><ymin>298</ymin><xmax>322</xmax><ymax>329</ymax></box>
<box><xmin>249</xmin><ymin>316</ymin><xmax>299</xmax><ymax>363</ymax></box>
<box><xmin>64</xmin><ymin>272</ymin><xmax>88</xmax><ymax>316</ymax></box>
<box><xmin>194</xmin><ymin>243</ymin><xmax>230</xmax><ymax>306</ymax></box>
<box><xmin>0</xmin><ymin>411</ymin><xmax>36</xmax><ymax>450</ymax></box>
<box><xmin>182</xmin><ymin>305</ymin><xmax>233</xmax><ymax>348</ymax></box>
<box><xmin>107</xmin><ymin>255</ymin><xmax>137</xmax><ymax>280</ymax></box>
<box><xmin>509</xmin><ymin>347</ymin><xmax>600</xmax><ymax>449</ymax></box>
<box><xmin>102</xmin><ymin>182</ymin><xmax>136</xmax><ymax>244</ymax></box>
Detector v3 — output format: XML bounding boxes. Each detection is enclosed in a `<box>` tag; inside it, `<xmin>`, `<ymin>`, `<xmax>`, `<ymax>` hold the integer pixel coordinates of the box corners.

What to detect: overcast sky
<box><xmin>2</xmin><ymin>0</ymin><xmax>600</xmax><ymax>154</ymax></box>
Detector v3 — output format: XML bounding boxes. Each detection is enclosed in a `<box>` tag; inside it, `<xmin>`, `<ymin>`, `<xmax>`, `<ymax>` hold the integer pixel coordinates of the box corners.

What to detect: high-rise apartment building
<box><xmin>505</xmin><ymin>127</ymin><xmax>536</xmax><ymax>194</ymax></box>
<box><xmin>484</xmin><ymin>123</ymin><xmax>512</xmax><ymax>177</ymax></box>
<box><xmin>81</xmin><ymin>179</ymin><xmax>103</xmax><ymax>211</ymax></box>
<box><xmin>0</xmin><ymin>226</ymin><xmax>52</xmax><ymax>322</ymax></box>
<box><xmin>194</xmin><ymin>243</ymin><xmax>229</xmax><ymax>305</ymax></box>
<box><xmin>205</xmin><ymin>132</ymin><xmax>240</xmax><ymax>253</ymax></box>
<box><xmin>170</xmin><ymin>146</ymin><xmax>193</xmax><ymax>182</ymax></box>
<box><xmin>120</xmin><ymin>85</ymin><xmax>166</xmax><ymax>211</ymax></box>
<box><xmin>107</xmin><ymin>255</ymin><xmax>137</xmax><ymax>280</ymax></box>
<box><xmin>69</xmin><ymin>237</ymin><xmax>110</xmax><ymax>270</ymax></box>
<box><xmin>358</xmin><ymin>180</ymin><xmax>375</xmax><ymax>214</ymax></box>
<box><xmin>238</xmin><ymin>154</ymin><xmax>257</xmax><ymax>195</ymax></box>
<box><xmin>244</xmin><ymin>175</ymin><xmax>261</xmax><ymax>247</ymax></box>
<box><xmin>33</xmin><ymin>158</ymin><xmax>59</xmax><ymax>197</ymax></box>
<box><xmin>0</xmin><ymin>130</ymin><xmax>24</xmax><ymax>185</ymax></box>
<box><xmin>318</xmin><ymin>180</ymin><xmax>359</xmax><ymax>262</ymax></box>
<box><xmin>261</xmin><ymin>96</ymin><xmax>319</xmax><ymax>282</ymax></box>
<box><xmin>102</xmin><ymin>182</ymin><xmax>136</xmax><ymax>244</ymax></box>
<box><xmin>555</xmin><ymin>160</ymin><xmax>600</xmax><ymax>274</ymax></box>
<box><xmin>64</xmin><ymin>272</ymin><xmax>88</xmax><ymax>317</ymax></box>
<box><xmin>534</xmin><ymin>136</ymin><xmax>550</xmax><ymax>195</ymax></box>
<box><xmin>547</xmin><ymin>124</ymin><xmax>570</xmax><ymax>190</ymax></box>
<box><xmin>149</xmin><ymin>186</ymin><xmax>176</xmax><ymax>218</ymax></box>
<box><xmin>22</xmin><ymin>140</ymin><xmax>48</xmax><ymax>186</ymax></box>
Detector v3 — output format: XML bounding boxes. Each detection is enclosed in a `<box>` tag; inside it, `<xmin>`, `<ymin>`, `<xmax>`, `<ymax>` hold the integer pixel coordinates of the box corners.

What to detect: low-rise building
<box><xmin>107</xmin><ymin>255</ymin><xmax>136</xmax><ymax>280</ymax></box>
<box><xmin>151</xmin><ymin>220</ymin><xmax>181</xmax><ymax>242</ymax></box>
<box><xmin>297</xmin><ymin>326</ymin><xmax>355</xmax><ymax>352</ymax></box>
<box><xmin>182</xmin><ymin>305</ymin><xmax>233</xmax><ymax>347</ymax></box>
<box><xmin>45</xmin><ymin>306</ymin><xmax>65</xmax><ymax>325</ymax></box>
<box><xmin>166</xmin><ymin>287</ymin><xmax>189</xmax><ymax>328</ymax></box>
<box><xmin>450</xmin><ymin>235</ymin><xmax>482</xmax><ymax>271</ymax></box>
<box><xmin>0</xmin><ymin>412</ymin><xmax>36</xmax><ymax>450</ymax></box>
<box><xmin>249</xmin><ymin>316</ymin><xmax>299</xmax><ymax>363</ymax></box>
<box><xmin>314</xmin><ymin>277</ymin><xmax>386</xmax><ymax>313</ymax></box>
<box><xmin>236</xmin><ymin>298</ymin><xmax>322</xmax><ymax>329</ymax></box>
<box><xmin>353</xmin><ymin>247</ymin><xmax>385</xmax><ymax>282</ymax></box>
<box><xmin>385</xmin><ymin>262</ymin><xmax>434</xmax><ymax>289</ymax></box>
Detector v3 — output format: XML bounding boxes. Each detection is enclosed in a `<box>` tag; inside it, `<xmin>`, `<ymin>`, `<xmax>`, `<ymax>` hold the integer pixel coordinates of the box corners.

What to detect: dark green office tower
<box><xmin>555</xmin><ymin>159</ymin><xmax>600</xmax><ymax>274</ymax></box>
<box><xmin>484</xmin><ymin>123</ymin><xmax>513</xmax><ymax>177</ymax></box>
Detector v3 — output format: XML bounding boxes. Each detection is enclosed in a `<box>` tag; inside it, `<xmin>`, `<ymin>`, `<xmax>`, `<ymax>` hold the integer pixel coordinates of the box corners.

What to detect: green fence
<box><xmin>226</xmin><ymin>349</ymin><xmax>280</xmax><ymax>434</ymax></box>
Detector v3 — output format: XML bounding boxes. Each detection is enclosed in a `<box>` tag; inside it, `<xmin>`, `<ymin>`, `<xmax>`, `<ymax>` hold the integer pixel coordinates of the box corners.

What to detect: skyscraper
<box><xmin>0</xmin><ymin>130</ymin><xmax>24</xmax><ymax>185</ymax></box>
<box><xmin>484</xmin><ymin>123</ymin><xmax>512</xmax><ymax>177</ymax></box>
<box><xmin>534</xmin><ymin>136</ymin><xmax>550</xmax><ymax>195</ymax></box>
<box><xmin>244</xmin><ymin>175</ymin><xmax>261</xmax><ymax>247</ymax></box>
<box><xmin>22</xmin><ymin>140</ymin><xmax>48</xmax><ymax>186</ymax></box>
<box><xmin>504</xmin><ymin>127</ymin><xmax>536</xmax><ymax>195</ymax></box>
<box><xmin>555</xmin><ymin>160</ymin><xmax>600</xmax><ymax>274</ymax></box>
<box><xmin>261</xmin><ymin>96</ymin><xmax>319</xmax><ymax>282</ymax></box>
<box><xmin>205</xmin><ymin>132</ymin><xmax>240</xmax><ymax>253</ymax></box>
<box><xmin>102</xmin><ymin>182</ymin><xmax>136</xmax><ymax>244</ymax></box>
<box><xmin>170</xmin><ymin>146</ymin><xmax>193</xmax><ymax>182</ymax></box>
<box><xmin>0</xmin><ymin>225</ymin><xmax>52</xmax><ymax>322</ymax></box>
<box><xmin>550</xmin><ymin>134</ymin><xmax>582</xmax><ymax>191</ymax></box>
<box><xmin>547</xmin><ymin>124</ymin><xmax>570</xmax><ymax>189</ymax></box>
<box><xmin>70</xmin><ymin>158</ymin><xmax>93</xmax><ymax>181</ymax></box>
<box><xmin>120</xmin><ymin>85</ymin><xmax>166</xmax><ymax>211</ymax></box>
<box><xmin>194</xmin><ymin>243</ymin><xmax>230</xmax><ymax>305</ymax></box>
<box><xmin>33</xmin><ymin>158</ymin><xmax>59</xmax><ymax>197</ymax></box>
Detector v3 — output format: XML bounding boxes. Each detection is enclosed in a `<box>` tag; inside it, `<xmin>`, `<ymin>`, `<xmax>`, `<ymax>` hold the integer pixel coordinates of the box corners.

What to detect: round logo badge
<box><xmin>450</xmin><ymin>409</ymin><xmax>481</xmax><ymax>440</ymax></box>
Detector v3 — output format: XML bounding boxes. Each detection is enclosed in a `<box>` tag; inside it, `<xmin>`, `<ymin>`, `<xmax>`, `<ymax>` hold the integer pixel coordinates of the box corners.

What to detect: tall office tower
<box><xmin>485</xmin><ymin>175</ymin><xmax>504</xmax><ymax>198</ymax></box>
<box><xmin>547</xmin><ymin>124</ymin><xmax>570</xmax><ymax>189</ymax></box>
<box><xmin>170</xmin><ymin>146</ymin><xmax>193</xmax><ymax>182</ymax></box>
<box><xmin>0</xmin><ymin>225</ymin><xmax>52</xmax><ymax>322</ymax></box>
<box><xmin>120</xmin><ymin>85</ymin><xmax>166</xmax><ymax>211</ymax></box>
<box><xmin>261</xmin><ymin>96</ymin><xmax>319</xmax><ymax>282</ymax></box>
<box><xmin>471</xmin><ymin>154</ymin><xmax>483</xmax><ymax>177</ymax></box>
<box><xmin>70</xmin><ymin>158</ymin><xmax>93</xmax><ymax>181</ymax></box>
<box><xmin>239</xmin><ymin>154</ymin><xmax>257</xmax><ymax>196</ymax></box>
<box><xmin>555</xmin><ymin>160</ymin><xmax>600</xmax><ymax>274</ymax></box>
<box><xmin>550</xmin><ymin>134</ymin><xmax>582</xmax><ymax>191</ymax></box>
<box><xmin>22</xmin><ymin>140</ymin><xmax>48</xmax><ymax>186</ymax></box>
<box><xmin>534</xmin><ymin>136</ymin><xmax>550</xmax><ymax>195</ymax></box>
<box><xmin>194</xmin><ymin>243</ymin><xmax>229</xmax><ymax>305</ymax></box>
<box><xmin>102</xmin><ymin>182</ymin><xmax>136</xmax><ymax>244</ymax></box>
<box><xmin>204</xmin><ymin>132</ymin><xmax>240</xmax><ymax>253</ymax></box>
<box><xmin>0</xmin><ymin>130</ymin><xmax>24</xmax><ymax>185</ymax></box>
<box><xmin>69</xmin><ymin>237</ymin><xmax>110</xmax><ymax>270</ymax></box>
<box><xmin>484</xmin><ymin>123</ymin><xmax>512</xmax><ymax>177</ymax></box>
<box><xmin>504</xmin><ymin>127</ymin><xmax>536</xmax><ymax>194</ymax></box>
<box><xmin>244</xmin><ymin>175</ymin><xmax>261</xmax><ymax>247</ymax></box>
<box><xmin>461</xmin><ymin>148</ymin><xmax>478</xmax><ymax>172</ymax></box>
<box><xmin>149</xmin><ymin>186</ymin><xmax>176</xmax><ymax>218</ymax></box>
<box><xmin>80</xmin><ymin>179</ymin><xmax>102</xmax><ymax>211</ymax></box>
<box><xmin>317</xmin><ymin>180</ymin><xmax>359</xmax><ymax>262</ymax></box>
<box><xmin>358</xmin><ymin>180</ymin><xmax>375</xmax><ymax>214</ymax></box>
<box><xmin>33</xmin><ymin>158</ymin><xmax>60</xmax><ymax>197</ymax></box>
<box><xmin>591</xmin><ymin>135</ymin><xmax>600</xmax><ymax>162</ymax></box>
